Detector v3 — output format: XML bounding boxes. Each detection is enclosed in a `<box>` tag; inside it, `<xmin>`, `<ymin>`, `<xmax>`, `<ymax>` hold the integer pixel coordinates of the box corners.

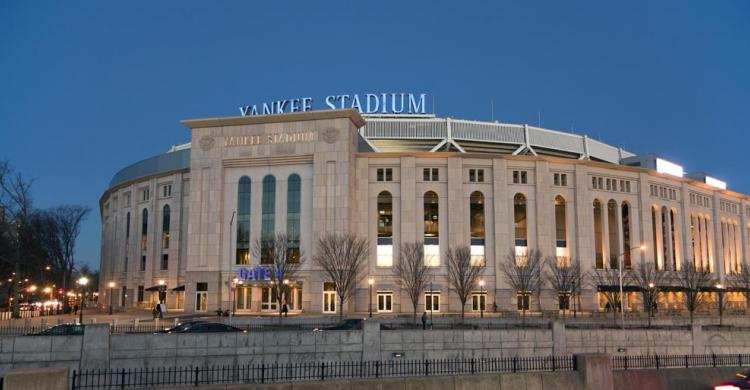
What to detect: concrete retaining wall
<box><xmin>3</xmin><ymin>322</ymin><xmax>750</xmax><ymax>375</ymax></box>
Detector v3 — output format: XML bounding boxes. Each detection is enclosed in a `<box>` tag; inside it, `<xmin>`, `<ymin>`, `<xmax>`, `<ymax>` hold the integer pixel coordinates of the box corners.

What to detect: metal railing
<box><xmin>71</xmin><ymin>355</ymin><xmax>574</xmax><ymax>389</ymax></box>
<box><xmin>613</xmin><ymin>354</ymin><xmax>750</xmax><ymax>370</ymax></box>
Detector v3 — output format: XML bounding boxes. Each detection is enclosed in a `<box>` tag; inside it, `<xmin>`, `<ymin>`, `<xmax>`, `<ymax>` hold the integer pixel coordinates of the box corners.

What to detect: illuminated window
<box><xmin>514</xmin><ymin>193</ymin><xmax>528</xmax><ymax>250</ymax></box>
<box><xmin>287</xmin><ymin>174</ymin><xmax>301</xmax><ymax>262</ymax></box>
<box><xmin>425</xmin><ymin>291</ymin><xmax>440</xmax><ymax>312</ymax></box>
<box><xmin>377</xmin><ymin>292</ymin><xmax>393</xmax><ymax>312</ymax></box>
<box><xmin>160</xmin><ymin>254</ymin><xmax>168</xmax><ymax>270</ymax></box>
<box><xmin>261</xmin><ymin>175</ymin><xmax>276</xmax><ymax>264</ymax></box>
<box><xmin>377</xmin><ymin>191</ymin><xmax>393</xmax><ymax>267</ymax></box>
<box><xmin>141</xmin><ymin>208</ymin><xmax>148</xmax><ymax>251</ymax></box>
<box><xmin>470</xmin><ymin>191</ymin><xmax>485</xmax><ymax>266</ymax></box>
<box><xmin>593</xmin><ymin>200</ymin><xmax>604</xmax><ymax>269</ymax></box>
<box><xmin>607</xmin><ymin>200</ymin><xmax>619</xmax><ymax>269</ymax></box>
<box><xmin>471</xmin><ymin>292</ymin><xmax>487</xmax><ymax>311</ymax></box>
<box><xmin>424</xmin><ymin>191</ymin><xmax>440</xmax><ymax>266</ymax></box>
<box><xmin>236</xmin><ymin>176</ymin><xmax>251</xmax><ymax>265</ymax></box>
<box><xmin>555</xmin><ymin>196</ymin><xmax>567</xmax><ymax>258</ymax></box>
<box><xmin>621</xmin><ymin>203</ymin><xmax>631</xmax><ymax>269</ymax></box>
<box><xmin>161</xmin><ymin>205</ymin><xmax>170</xmax><ymax>250</ymax></box>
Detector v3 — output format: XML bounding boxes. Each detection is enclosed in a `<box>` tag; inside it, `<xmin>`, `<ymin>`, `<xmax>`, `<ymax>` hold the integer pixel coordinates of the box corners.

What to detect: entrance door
<box><xmin>261</xmin><ymin>287</ymin><xmax>277</xmax><ymax>311</ymax></box>
<box><xmin>235</xmin><ymin>286</ymin><xmax>251</xmax><ymax>311</ymax></box>
<box><xmin>322</xmin><ymin>282</ymin><xmax>336</xmax><ymax>314</ymax></box>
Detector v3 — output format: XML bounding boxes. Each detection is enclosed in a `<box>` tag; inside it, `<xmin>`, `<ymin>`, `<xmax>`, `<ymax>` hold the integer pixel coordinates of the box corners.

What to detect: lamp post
<box><xmin>616</xmin><ymin>245</ymin><xmax>646</xmax><ymax>331</ymax></box>
<box><xmin>368</xmin><ymin>278</ymin><xmax>374</xmax><ymax>317</ymax></box>
<box><xmin>716</xmin><ymin>283</ymin><xmax>725</xmax><ymax>326</ymax></box>
<box><xmin>77</xmin><ymin>276</ymin><xmax>89</xmax><ymax>324</ymax></box>
<box><xmin>429</xmin><ymin>279</ymin><xmax>434</xmax><ymax>329</ymax></box>
<box><xmin>108</xmin><ymin>282</ymin><xmax>115</xmax><ymax>315</ymax></box>
<box><xmin>479</xmin><ymin>280</ymin><xmax>485</xmax><ymax>319</ymax></box>
<box><xmin>228</xmin><ymin>210</ymin><xmax>236</xmax><ymax>323</ymax></box>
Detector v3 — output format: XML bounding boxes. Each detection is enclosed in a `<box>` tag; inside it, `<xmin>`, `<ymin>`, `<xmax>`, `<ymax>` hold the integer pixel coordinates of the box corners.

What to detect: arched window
<box><xmin>670</xmin><ymin>209</ymin><xmax>679</xmax><ymax>270</ymax></box>
<box><xmin>141</xmin><ymin>208</ymin><xmax>148</xmax><ymax>250</ymax></box>
<box><xmin>470</xmin><ymin>191</ymin><xmax>485</xmax><ymax>240</ymax></box>
<box><xmin>703</xmin><ymin>217</ymin><xmax>711</xmax><ymax>271</ymax></box>
<box><xmin>593</xmin><ymin>200</ymin><xmax>604</xmax><ymax>269</ymax></box>
<box><xmin>236</xmin><ymin>176</ymin><xmax>251</xmax><ymax>265</ymax></box>
<box><xmin>423</xmin><ymin>191</ymin><xmax>439</xmax><ymax>266</ymax></box>
<box><xmin>690</xmin><ymin>213</ymin><xmax>699</xmax><ymax>269</ymax></box>
<box><xmin>514</xmin><ymin>193</ymin><xmax>528</xmax><ymax>251</ymax></box>
<box><xmin>377</xmin><ymin>191</ymin><xmax>394</xmax><ymax>267</ymax></box>
<box><xmin>621</xmin><ymin>203</ymin><xmax>631</xmax><ymax>269</ymax></box>
<box><xmin>470</xmin><ymin>191</ymin><xmax>485</xmax><ymax>266</ymax></box>
<box><xmin>661</xmin><ymin>206</ymin><xmax>672</xmax><ymax>270</ymax></box>
<box><xmin>261</xmin><ymin>175</ymin><xmax>276</xmax><ymax>264</ymax></box>
<box><xmin>607</xmin><ymin>200</ymin><xmax>619</xmax><ymax>269</ymax></box>
<box><xmin>125</xmin><ymin>212</ymin><xmax>131</xmax><ymax>241</ymax></box>
<box><xmin>162</xmin><ymin>205</ymin><xmax>171</xmax><ymax>250</ymax></box>
<box><xmin>287</xmin><ymin>174</ymin><xmax>301</xmax><ymax>262</ymax></box>
<box><xmin>554</xmin><ymin>196</ymin><xmax>567</xmax><ymax>259</ymax></box>
<box><xmin>652</xmin><ymin>206</ymin><xmax>662</xmax><ymax>270</ymax></box>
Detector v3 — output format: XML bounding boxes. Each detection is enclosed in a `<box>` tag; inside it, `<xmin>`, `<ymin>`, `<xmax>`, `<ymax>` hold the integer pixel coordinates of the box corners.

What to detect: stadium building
<box><xmin>98</xmin><ymin>107</ymin><xmax>748</xmax><ymax>315</ymax></box>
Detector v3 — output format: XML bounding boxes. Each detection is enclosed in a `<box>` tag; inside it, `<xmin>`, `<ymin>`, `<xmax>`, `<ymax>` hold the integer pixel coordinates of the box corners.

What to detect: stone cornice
<box><xmin>181</xmin><ymin>109</ymin><xmax>366</xmax><ymax>129</ymax></box>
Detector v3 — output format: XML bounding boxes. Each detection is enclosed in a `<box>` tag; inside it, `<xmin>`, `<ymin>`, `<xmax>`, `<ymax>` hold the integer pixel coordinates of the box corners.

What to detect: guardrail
<box><xmin>71</xmin><ymin>355</ymin><xmax>574</xmax><ymax>389</ymax></box>
<box><xmin>612</xmin><ymin>353</ymin><xmax>750</xmax><ymax>370</ymax></box>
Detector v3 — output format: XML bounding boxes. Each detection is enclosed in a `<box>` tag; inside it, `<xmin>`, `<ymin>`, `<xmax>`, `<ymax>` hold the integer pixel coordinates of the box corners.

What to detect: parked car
<box><xmin>158</xmin><ymin>321</ymin><xmax>245</xmax><ymax>334</ymax></box>
<box><xmin>28</xmin><ymin>323</ymin><xmax>85</xmax><ymax>336</ymax></box>
<box><xmin>316</xmin><ymin>318</ymin><xmax>365</xmax><ymax>331</ymax></box>
<box><xmin>714</xmin><ymin>370</ymin><xmax>750</xmax><ymax>389</ymax></box>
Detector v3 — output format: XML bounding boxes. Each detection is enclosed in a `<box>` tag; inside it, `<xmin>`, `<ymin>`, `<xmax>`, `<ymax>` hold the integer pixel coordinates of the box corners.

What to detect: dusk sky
<box><xmin>1</xmin><ymin>1</ymin><xmax>748</xmax><ymax>270</ymax></box>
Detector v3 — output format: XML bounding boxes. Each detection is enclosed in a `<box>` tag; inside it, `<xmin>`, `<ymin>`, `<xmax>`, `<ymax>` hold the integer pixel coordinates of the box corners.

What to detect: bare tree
<box><xmin>676</xmin><ymin>258</ymin><xmax>715</xmax><ymax>325</ymax></box>
<box><xmin>445</xmin><ymin>246</ymin><xmax>485</xmax><ymax>321</ymax></box>
<box><xmin>313</xmin><ymin>233</ymin><xmax>369</xmax><ymax>320</ymax></box>
<box><xmin>35</xmin><ymin>205</ymin><xmax>90</xmax><ymax>312</ymax></box>
<box><xmin>729</xmin><ymin>266</ymin><xmax>750</xmax><ymax>314</ymax></box>
<box><xmin>589</xmin><ymin>268</ymin><xmax>633</xmax><ymax>325</ymax></box>
<box><xmin>631</xmin><ymin>261</ymin><xmax>668</xmax><ymax>327</ymax></box>
<box><xmin>252</xmin><ymin>232</ymin><xmax>304</xmax><ymax>323</ymax></box>
<box><xmin>545</xmin><ymin>256</ymin><xmax>582</xmax><ymax>318</ymax></box>
<box><xmin>0</xmin><ymin>160</ymin><xmax>34</xmax><ymax>318</ymax></box>
<box><xmin>500</xmin><ymin>249</ymin><xmax>543</xmax><ymax>323</ymax></box>
<box><xmin>394</xmin><ymin>242</ymin><xmax>431</xmax><ymax>323</ymax></box>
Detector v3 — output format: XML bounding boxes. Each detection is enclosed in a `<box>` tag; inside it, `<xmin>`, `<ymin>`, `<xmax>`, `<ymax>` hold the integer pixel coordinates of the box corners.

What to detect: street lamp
<box><xmin>716</xmin><ymin>283</ymin><xmax>725</xmax><ymax>326</ymax></box>
<box><xmin>368</xmin><ymin>278</ymin><xmax>374</xmax><ymax>318</ymax></box>
<box><xmin>108</xmin><ymin>282</ymin><xmax>116</xmax><ymax>315</ymax></box>
<box><xmin>77</xmin><ymin>276</ymin><xmax>89</xmax><ymax>324</ymax></box>
<box><xmin>479</xmin><ymin>280</ymin><xmax>485</xmax><ymax>319</ymax></box>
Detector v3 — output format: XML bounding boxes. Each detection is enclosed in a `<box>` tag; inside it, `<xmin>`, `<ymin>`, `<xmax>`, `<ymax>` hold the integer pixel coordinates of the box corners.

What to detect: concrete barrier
<box><xmin>2</xmin><ymin>366</ymin><xmax>68</xmax><ymax>390</ymax></box>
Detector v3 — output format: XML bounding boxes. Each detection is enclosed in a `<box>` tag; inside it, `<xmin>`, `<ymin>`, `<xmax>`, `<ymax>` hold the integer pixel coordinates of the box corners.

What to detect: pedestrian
<box><xmin>421</xmin><ymin>311</ymin><xmax>427</xmax><ymax>330</ymax></box>
<box><xmin>73</xmin><ymin>304</ymin><xmax>79</xmax><ymax>316</ymax></box>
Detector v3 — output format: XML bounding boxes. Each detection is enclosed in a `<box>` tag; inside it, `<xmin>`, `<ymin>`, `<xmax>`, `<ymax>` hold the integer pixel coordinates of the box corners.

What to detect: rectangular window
<box><xmin>261</xmin><ymin>287</ymin><xmax>278</xmax><ymax>311</ymax></box>
<box><xmin>123</xmin><ymin>257</ymin><xmax>128</xmax><ymax>273</ymax></box>
<box><xmin>137</xmin><ymin>286</ymin><xmax>144</xmax><ymax>302</ymax></box>
<box><xmin>592</xmin><ymin>177</ymin><xmax>597</xmax><ymax>189</ymax></box>
<box><xmin>561</xmin><ymin>174</ymin><xmax>567</xmax><ymax>186</ymax></box>
<box><xmin>160</xmin><ymin>254</ymin><xmax>168</xmax><ymax>270</ymax></box>
<box><xmin>377</xmin><ymin>168</ymin><xmax>393</xmax><ymax>182</ymax></box>
<box><xmin>140</xmin><ymin>187</ymin><xmax>150</xmax><ymax>202</ymax></box>
<box><xmin>377</xmin><ymin>245</ymin><xmax>393</xmax><ymax>267</ymax></box>
<box><xmin>377</xmin><ymin>168</ymin><xmax>384</xmax><ymax>182</ymax></box>
<box><xmin>470</xmin><ymin>245</ymin><xmax>485</xmax><ymax>266</ymax></box>
<box><xmin>597</xmin><ymin>177</ymin><xmax>603</xmax><ymax>189</ymax></box>
<box><xmin>513</xmin><ymin>171</ymin><xmax>520</xmax><ymax>184</ymax></box>
<box><xmin>477</xmin><ymin>169</ymin><xmax>484</xmax><ymax>182</ymax></box>
<box><xmin>469</xmin><ymin>169</ymin><xmax>476</xmax><ymax>182</ymax></box>
<box><xmin>423</xmin><ymin>168</ymin><xmax>439</xmax><ymax>181</ymax></box>
<box><xmin>432</xmin><ymin>168</ymin><xmax>439</xmax><ymax>181</ymax></box>
<box><xmin>123</xmin><ymin>192</ymin><xmax>131</xmax><ymax>207</ymax></box>
<box><xmin>423</xmin><ymin>168</ymin><xmax>430</xmax><ymax>181</ymax></box>
<box><xmin>322</xmin><ymin>282</ymin><xmax>336</xmax><ymax>313</ymax></box>
<box><xmin>196</xmin><ymin>282</ymin><xmax>208</xmax><ymax>312</ymax></box>
<box><xmin>140</xmin><ymin>255</ymin><xmax>146</xmax><ymax>271</ymax></box>
<box><xmin>625</xmin><ymin>181</ymin><xmax>631</xmax><ymax>192</ymax></box>
<box><xmin>520</xmin><ymin>171</ymin><xmax>527</xmax><ymax>184</ymax></box>
<box><xmin>517</xmin><ymin>292</ymin><xmax>530</xmax><ymax>310</ymax></box>
<box><xmin>425</xmin><ymin>292</ymin><xmax>440</xmax><ymax>312</ymax></box>
<box><xmin>424</xmin><ymin>244</ymin><xmax>440</xmax><ymax>267</ymax></box>
<box><xmin>471</xmin><ymin>292</ymin><xmax>486</xmax><ymax>311</ymax></box>
<box><xmin>377</xmin><ymin>292</ymin><xmax>393</xmax><ymax>312</ymax></box>
<box><xmin>606</xmin><ymin>179</ymin><xmax>611</xmax><ymax>191</ymax></box>
<box><xmin>162</xmin><ymin>184</ymin><xmax>172</xmax><ymax>198</ymax></box>
<box><xmin>553</xmin><ymin>173</ymin><xmax>560</xmax><ymax>186</ymax></box>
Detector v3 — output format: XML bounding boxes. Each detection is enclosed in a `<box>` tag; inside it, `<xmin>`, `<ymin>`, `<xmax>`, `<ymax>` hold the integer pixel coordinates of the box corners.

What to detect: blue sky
<box><xmin>1</xmin><ymin>1</ymin><xmax>748</xmax><ymax>270</ymax></box>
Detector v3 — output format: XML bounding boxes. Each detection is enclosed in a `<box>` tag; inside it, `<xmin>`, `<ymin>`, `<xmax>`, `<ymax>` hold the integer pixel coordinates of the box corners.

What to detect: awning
<box><xmin>145</xmin><ymin>285</ymin><xmax>162</xmax><ymax>292</ymax></box>
<box><xmin>596</xmin><ymin>285</ymin><xmax>642</xmax><ymax>293</ymax></box>
<box><xmin>171</xmin><ymin>285</ymin><xmax>185</xmax><ymax>292</ymax></box>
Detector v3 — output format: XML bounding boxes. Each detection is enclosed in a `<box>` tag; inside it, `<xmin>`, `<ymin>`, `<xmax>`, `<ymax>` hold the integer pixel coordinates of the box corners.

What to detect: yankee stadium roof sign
<box><xmin>239</xmin><ymin>92</ymin><xmax>427</xmax><ymax>116</ymax></box>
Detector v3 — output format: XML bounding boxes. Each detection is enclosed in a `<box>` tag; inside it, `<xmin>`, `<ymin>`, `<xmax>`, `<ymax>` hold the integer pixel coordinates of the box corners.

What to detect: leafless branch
<box><xmin>312</xmin><ymin>232</ymin><xmax>369</xmax><ymax>319</ymax></box>
<box><xmin>394</xmin><ymin>241</ymin><xmax>431</xmax><ymax>322</ymax></box>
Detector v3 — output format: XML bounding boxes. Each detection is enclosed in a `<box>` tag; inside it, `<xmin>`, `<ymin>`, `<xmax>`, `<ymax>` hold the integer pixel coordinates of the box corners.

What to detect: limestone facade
<box><xmin>98</xmin><ymin>109</ymin><xmax>750</xmax><ymax>315</ymax></box>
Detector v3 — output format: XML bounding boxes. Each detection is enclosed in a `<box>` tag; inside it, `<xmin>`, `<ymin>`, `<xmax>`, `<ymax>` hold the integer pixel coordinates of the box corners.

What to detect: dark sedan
<box><xmin>159</xmin><ymin>321</ymin><xmax>245</xmax><ymax>334</ymax></box>
<box><xmin>28</xmin><ymin>323</ymin><xmax>85</xmax><ymax>336</ymax></box>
